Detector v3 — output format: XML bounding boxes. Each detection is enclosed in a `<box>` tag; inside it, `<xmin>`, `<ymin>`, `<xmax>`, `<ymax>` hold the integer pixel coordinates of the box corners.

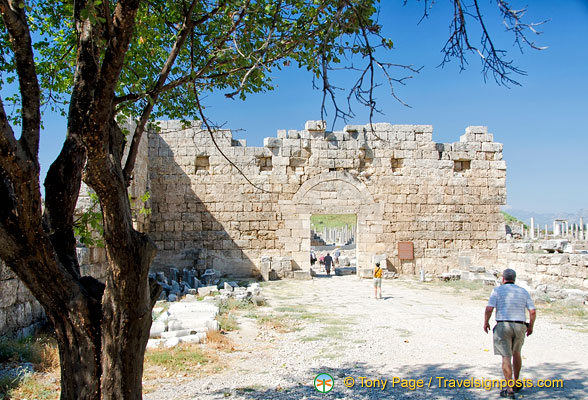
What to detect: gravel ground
<box><xmin>144</xmin><ymin>276</ymin><xmax>588</xmax><ymax>400</ymax></box>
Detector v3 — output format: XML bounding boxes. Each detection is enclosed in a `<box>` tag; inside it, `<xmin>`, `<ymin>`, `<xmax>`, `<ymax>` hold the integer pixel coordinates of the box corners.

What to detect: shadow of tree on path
<box><xmin>193</xmin><ymin>360</ymin><xmax>585</xmax><ymax>400</ymax></box>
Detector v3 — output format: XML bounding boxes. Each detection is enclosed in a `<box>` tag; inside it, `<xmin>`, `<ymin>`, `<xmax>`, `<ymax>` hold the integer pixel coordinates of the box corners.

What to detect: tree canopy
<box><xmin>0</xmin><ymin>1</ymin><xmax>543</xmax><ymax>398</ymax></box>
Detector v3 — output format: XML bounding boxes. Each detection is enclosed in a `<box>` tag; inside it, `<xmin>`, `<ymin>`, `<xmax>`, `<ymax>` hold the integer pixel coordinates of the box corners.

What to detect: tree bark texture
<box><xmin>0</xmin><ymin>0</ymin><xmax>159</xmax><ymax>398</ymax></box>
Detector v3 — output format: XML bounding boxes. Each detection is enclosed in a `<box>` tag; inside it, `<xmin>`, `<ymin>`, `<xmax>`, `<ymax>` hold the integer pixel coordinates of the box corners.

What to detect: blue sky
<box><xmin>37</xmin><ymin>1</ymin><xmax>587</xmax><ymax>214</ymax></box>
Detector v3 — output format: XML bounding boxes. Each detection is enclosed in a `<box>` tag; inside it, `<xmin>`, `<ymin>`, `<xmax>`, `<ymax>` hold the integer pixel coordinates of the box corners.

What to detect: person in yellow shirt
<box><xmin>373</xmin><ymin>262</ymin><xmax>382</xmax><ymax>299</ymax></box>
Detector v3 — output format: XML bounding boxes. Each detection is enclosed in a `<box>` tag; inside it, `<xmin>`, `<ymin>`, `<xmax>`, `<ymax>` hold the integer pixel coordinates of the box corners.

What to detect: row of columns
<box><xmin>523</xmin><ymin>217</ymin><xmax>586</xmax><ymax>240</ymax></box>
<box><xmin>312</xmin><ymin>225</ymin><xmax>357</xmax><ymax>246</ymax></box>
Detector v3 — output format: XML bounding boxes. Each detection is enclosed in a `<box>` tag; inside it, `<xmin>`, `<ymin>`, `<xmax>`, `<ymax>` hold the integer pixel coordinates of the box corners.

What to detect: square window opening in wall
<box><xmin>195</xmin><ymin>155</ymin><xmax>210</xmax><ymax>172</ymax></box>
<box><xmin>390</xmin><ymin>157</ymin><xmax>403</xmax><ymax>173</ymax></box>
<box><xmin>257</xmin><ymin>156</ymin><xmax>273</xmax><ymax>172</ymax></box>
<box><xmin>454</xmin><ymin>159</ymin><xmax>471</xmax><ymax>172</ymax></box>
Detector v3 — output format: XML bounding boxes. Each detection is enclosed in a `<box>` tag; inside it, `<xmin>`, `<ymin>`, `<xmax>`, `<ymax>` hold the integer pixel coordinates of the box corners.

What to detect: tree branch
<box><xmin>42</xmin><ymin>135</ymin><xmax>87</xmax><ymax>279</ymax></box>
<box><xmin>0</xmin><ymin>97</ymin><xmax>22</xmax><ymax>178</ymax></box>
<box><xmin>123</xmin><ymin>0</ymin><xmax>201</xmax><ymax>186</ymax></box>
<box><xmin>0</xmin><ymin>0</ymin><xmax>41</xmax><ymax>162</ymax></box>
<box><xmin>193</xmin><ymin>91</ymin><xmax>267</xmax><ymax>193</ymax></box>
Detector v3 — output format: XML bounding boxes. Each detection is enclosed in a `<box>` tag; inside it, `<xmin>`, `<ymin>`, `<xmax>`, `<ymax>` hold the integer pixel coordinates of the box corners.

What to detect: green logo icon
<box><xmin>314</xmin><ymin>373</ymin><xmax>334</xmax><ymax>393</ymax></box>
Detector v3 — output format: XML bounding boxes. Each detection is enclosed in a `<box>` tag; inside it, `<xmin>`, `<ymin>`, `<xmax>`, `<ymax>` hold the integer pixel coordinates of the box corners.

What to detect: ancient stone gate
<box><xmin>142</xmin><ymin>120</ymin><xmax>505</xmax><ymax>277</ymax></box>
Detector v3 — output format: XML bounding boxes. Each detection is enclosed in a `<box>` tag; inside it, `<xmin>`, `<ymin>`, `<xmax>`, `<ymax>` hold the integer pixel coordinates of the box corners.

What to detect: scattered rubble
<box><xmin>148</xmin><ymin>280</ymin><xmax>266</xmax><ymax>349</ymax></box>
<box><xmin>435</xmin><ymin>265</ymin><xmax>588</xmax><ymax>306</ymax></box>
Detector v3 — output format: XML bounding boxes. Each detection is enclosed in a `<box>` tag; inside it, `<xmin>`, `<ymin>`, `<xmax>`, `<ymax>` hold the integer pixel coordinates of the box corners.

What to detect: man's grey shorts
<box><xmin>373</xmin><ymin>277</ymin><xmax>382</xmax><ymax>288</ymax></box>
<box><xmin>493</xmin><ymin>322</ymin><xmax>526</xmax><ymax>356</ymax></box>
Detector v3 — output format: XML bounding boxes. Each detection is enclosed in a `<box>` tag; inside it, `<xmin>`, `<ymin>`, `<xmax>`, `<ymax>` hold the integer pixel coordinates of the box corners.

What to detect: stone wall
<box><xmin>0</xmin><ymin>250</ymin><xmax>109</xmax><ymax>338</ymax></box>
<box><xmin>497</xmin><ymin>242</ymin><xmax>588</xmax><ymax>289</ymax></box>
<box><xmin>148</xmin><ymin>120</ymin><xmax>506</xmax><ymax>277</ymax></box>
<box><xmin>0</xmin><ymin>260</ymin><xmax>45</xmax><ymax>339</ymax></box>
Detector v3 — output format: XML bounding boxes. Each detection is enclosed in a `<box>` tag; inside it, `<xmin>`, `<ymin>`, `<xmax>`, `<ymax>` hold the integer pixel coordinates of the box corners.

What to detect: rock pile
<box><xmin>436</xmin><ymin>266</ymin><xmax>588</xmax><ymax>306</ymax></box>
<box><xmin>148</xmin><ymin>281</ymin><xmax>265</xmax><ymax>348</ymax></box>
<box><xmin>150</xmin><ymin>267</ymin><xmax>227</xmax><ymax>302</ymax></box>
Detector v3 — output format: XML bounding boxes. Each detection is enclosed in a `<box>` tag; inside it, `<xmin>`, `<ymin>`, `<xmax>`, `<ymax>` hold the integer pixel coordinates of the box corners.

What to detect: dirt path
<box><xmin>144</xmin><ymin>276</ymin><xmax>588</xmax><ymax>400</ymax></box>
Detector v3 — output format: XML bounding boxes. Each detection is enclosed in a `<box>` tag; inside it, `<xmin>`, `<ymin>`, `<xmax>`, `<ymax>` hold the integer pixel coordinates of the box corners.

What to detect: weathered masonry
<box><xmin>145</xmin><ymin>120</ymin><xmax>506</xmax><ymax>277</ymax></box>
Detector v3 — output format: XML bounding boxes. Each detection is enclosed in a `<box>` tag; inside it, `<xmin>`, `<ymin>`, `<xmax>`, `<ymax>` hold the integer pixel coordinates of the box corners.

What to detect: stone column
<box><xmin>581</xmin><ymin>217</ymin><xmax>585</xmax><ymax>240</ymax></box>
<box><xmin>545</xmin><ymin>224</ymin><xmax>548</xmax><ymax>238</ymax></box>
<box><xmin>530</xmin><ymin>217</ymin><xmax>535</xmax><ymax>239</ymax></box>
<box><xmin>553</xmin><ymin>221</ymin><xmax>558</xmax><ymax>237</ymax></box>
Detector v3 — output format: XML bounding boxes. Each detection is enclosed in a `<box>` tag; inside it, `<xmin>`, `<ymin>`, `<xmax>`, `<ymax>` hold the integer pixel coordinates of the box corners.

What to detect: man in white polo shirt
<box><xmin>484</xmin><ymin>268</ymin><xmax>536</xmax><ymax>399</ymax></box>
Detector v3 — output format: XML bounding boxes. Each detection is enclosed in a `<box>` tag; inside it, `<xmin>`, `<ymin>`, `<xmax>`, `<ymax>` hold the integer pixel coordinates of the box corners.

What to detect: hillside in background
<box><xmin>504</xmin><ymin>208</ymin><xmax>588</xmax><ymax>227</ymax></box>
<box><xmin>310</xmin><ymin>214</ymin><xmax>357</xmax><ymax>231</ymax></box>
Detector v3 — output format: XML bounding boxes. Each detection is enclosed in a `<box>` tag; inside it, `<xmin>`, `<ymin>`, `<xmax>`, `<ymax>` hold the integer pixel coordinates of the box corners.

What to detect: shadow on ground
<box><xmin>193</xmin><ymin>361</ymin><xmax>585</xmax><ymax>400</ymax></box>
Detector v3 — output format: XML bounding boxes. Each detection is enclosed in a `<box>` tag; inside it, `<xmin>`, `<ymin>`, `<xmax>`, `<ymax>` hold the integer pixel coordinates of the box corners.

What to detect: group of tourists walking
<box><xmin>311</xmin><ymin>248</ymin><xmax>341</xmax><ymax>275</ymax></box>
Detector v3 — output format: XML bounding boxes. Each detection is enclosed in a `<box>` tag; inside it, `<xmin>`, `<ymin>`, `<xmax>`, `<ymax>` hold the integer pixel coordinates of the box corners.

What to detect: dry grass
<box><xmin>0</xmin><ymin>335</ymin><xmax>60</xmax><ymax>400</ymax></box>
<box><xmin>142</xmin><ymin>340</ymin><xmax>231</xmax><ymax>389</ymax></box>
<box><xmin>206</xmin><ymin>330</ymin><xmax>236</xmax><ymax>352</ymax></box>
<box><xmin>2</xmin><ymin>373</ymin><xmax>60</xmax><ymax>400</ymax></box>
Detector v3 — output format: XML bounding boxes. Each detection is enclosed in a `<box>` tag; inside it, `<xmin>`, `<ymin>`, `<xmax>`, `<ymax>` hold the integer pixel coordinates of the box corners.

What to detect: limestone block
<box><xmin>197</xmin><ymin>285</ymin><xmax>219</xmax><ymax>297</ymax></box>
<box><xmin>76</xmin><ymin>247</ymin><xmax>91</xmax><ymax>266</ymax></box>
<box><xmin>343</xmin><ymin>124</ymin><xmax>365</xmax><ymax>133</ymax></box>
<box><xmin>180</xmin><ymin>332</ymin><xmax>207</xmax><ymax>344</ymax></box>
<box><xmin>150</xmin><ymin>321</ymin><xmax>166</xmax><ymax>338</ymax></box>
<box><xmin>161</xmin><ymin>329</ymin><xmax>199</xmax><ymax>339</ymax></box>
<box><xmin>569</xmin><ymin>254</ymin><xmax>588</xmax><ymax>267</ymax></box>
<box><xmin>16</xmin><ymin>281</ymin><xmax>33</xmax><ymax>303</ymax></box>
<box><xmin>31</xmin><ymin>301</ymin><xmax>45</xmax><ymax>319</ymax></box>
<box><xmin>292</xmin><ymin>270</ymin><xmax>312</xmax><ymax>280</ymax></box>
<box><xmin>0</xmin><ymin>279</ymin><xmax>18</xmax><ymax>308</ymax></box>
<box><xmin>0</xmin><ymin>308</ymin><xmax>6</xmax><ymax>334</ymax></box>
<box><xmin>16</xmin><ymin>302</ymin><xmax>33</xmax><ymax>327</ymax></box>
<box><xmin>264</xmin><ymin>137</ymin><xmax>282</xmax><ymax>148</ymax></box>
<box><xmin>305</xmin><ymin>120</ymin><xmax>326</xmax><ymax>131</ymax></box>
<box><xmin>163</xmin><ymin>337</ymin><xmax>181</xmax><ymax>348</ymax></box>
<box><xmin>466</xmin><ymin>126</ymin><xmax>488</xmax><ymax>135</ymax></box>
<box><xmin>334</xmin><ymin>267</ymin><xmax>356</xmax><ymax>276</ymax></box>
<box><xmin>549</xmin><ymin>254</ymin><xmax>569</xmax><ymax>264</ymax></box>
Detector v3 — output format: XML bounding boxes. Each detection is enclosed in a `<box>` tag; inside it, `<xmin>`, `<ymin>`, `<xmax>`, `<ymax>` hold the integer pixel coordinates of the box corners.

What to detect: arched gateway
<box><xmin>280</xmin><ymin>171</ymin><xmax>382</xmax><ymax>270</ymax></box>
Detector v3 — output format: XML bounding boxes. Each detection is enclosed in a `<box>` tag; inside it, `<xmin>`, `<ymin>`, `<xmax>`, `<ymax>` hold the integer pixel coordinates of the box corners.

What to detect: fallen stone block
<box><xmin>439</xmin><ymin>272</ymin><xmax>461</xmax><ymax>281</ymax></box>
<box><xmin>168</xmin><ymin>301</ymin><xmax>219</xmax><ymax>316</ymax></box>
<box><xmin>541</xmin><ymin>240</ymin><xmax>569</xmax><ymax>253</ymax></box>
<box><xmin>163</xmin><ymin>337</ymin><xmax>180</xmax><ymax>348</ymax></box>
<box><xmin>167</xmin><ymin>317</ymin><xmax>216</xmax><ymax>333</ymax></box>
<box><xmin>149</xmin><ymin>321</ymin><xmax>166</xmax><ymax>338</ymax></box>
<box><xmin>235</xmin><ymin>293</ymin><xmax>248</xmax><ymax>301</ymax></box>
<box><xmin>180</xmin><ymin>332</ymin><xmax>207</xmax><ymax>344</ymax></box>
<box><xmin>382</xmin><ymin>271</ymin><xmax>398</xmax><ymax>279</ymax></box>
<box><xmin>514</xmin><ymin>243</ymin><xmax>532</xmax><ymax>253</ymax></box>
<box><xmin>160</xmin><ymin>329</ymin><xmax>196</xmax><ymax>339</ymax></box>
<box><xmin>147</xmin><ymin>339</ymin><xmax>164</xmax><ymax>349</ymax></box>
<box><xmin>251</xmin><ymin>295</ymin><xmax>266</xmax><ymax>306</ymax></box>
<box><xmin>469</xmin><ymin>265</ymin><xmax>486</xmax><ymax>273</ymax></box>
<box><xmin>292</xmin><ymin>270</ymin><xmax>312</xmax><ymax>280</ymax></box>
<box><xmin>197</xmin><ymin>285</ymin><xmax>219</xmax><ymax>297</ymax></box>
<box><xmin>335</xmin><ymin>267</ymin><xmax>356</xmax><ymax>276</ymax></box>
<box><xmin>338</xmin><ymin>255</ymin><xmax>351</xmax><ymax>266</ymax></box>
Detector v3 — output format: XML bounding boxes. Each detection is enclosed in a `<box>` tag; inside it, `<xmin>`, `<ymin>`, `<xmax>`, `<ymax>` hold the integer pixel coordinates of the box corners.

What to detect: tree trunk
<box><xmin>100</xmin><ymin>232</ymin><xmax>157</xmax><ymax>398</ymax></box>
<box><xmin>53</xmin><ymin>318</ymin><xmax>101</xmax><ymax>400</ymax></box>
